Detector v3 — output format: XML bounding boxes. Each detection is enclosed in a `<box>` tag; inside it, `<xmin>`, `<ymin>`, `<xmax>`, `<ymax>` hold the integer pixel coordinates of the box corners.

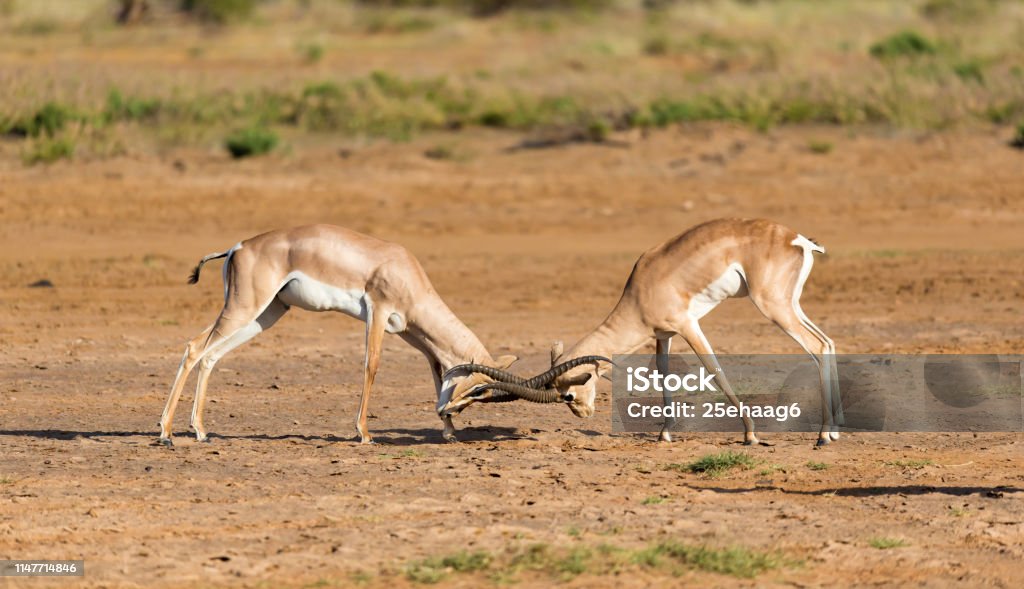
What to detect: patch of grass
<box><xmin>379</xmin><ymin>449</ymin><xmax>421</xmax><ymax>459</ymax></box>
<box><xmin>180</xmin><ymin>0</ymin><xmax>255</xmax><ymax>24</ymax></box>
<box><xmin>870</xmin><ymin>31</ymin><xmax>937</xmax><ymax>60</ymax></box>
<box><xmin>808</xmin><ymin>140</ymin><xmax>833</xmax><ymax>154</ymax></box>
<box><xmin>644</xmin><ymin>34</ymin><xmax>671</xmax><ymax>56</ymax></box>
<box><xmin>806</xmin><ymin>461</ymin><xmax>829</xmax><ymax>471</ymax></box>
<box><xmin>14</xmin><ymin>19</ymin><xmax>59</xmax><ymax>35</ymax></box>
<box><xmin>358</xmin><ymin>10</ymin><xmax>437</xmax><ymax>34</ymax></box>
<box><xmin>948</xmin><ymin>506</ymin><xmax>971</xmax><ymax>517</ymax></box>
<box><xmin>224</xmin><ymin>126</ymin><xmax>278</xmax><ymax>158</ymax></box>
<box><xmin>405</xmin><ymin>550</ymin><xmax>492</xmax><ymax>584</ymax></box>
<box><xmin>921</xmin><ymin>0</ymin><xmax>1000</xmax><ymax>22</ymax></box>
<box><xmin>885</xmin><ymin>459</ymin><xmax>933</xmax><ymax>469</ymax></box>
<box><xmin>868</xmin><ymin>537</ymin><xmax>908</xmax><ymax>549</ymax></box>
<box><xmin>415</xmin><ymin>539</ymin><xmax>791</xmax><ymax>584</ymax></box>
<box><xmin>23</xmin><ymin>137</ymin><xmax>75</xmax><ymax>165</ymax></box>
<box><xmin>104</xmin><ymin>89</ymin><xmax>161</xmax><ymax>123</ymax></box>
<box><xmin>299</xmin><ymin>42</ymin><xmax>325</xmax><ymax>64</ymax></box>
<box><xmin>7</xmin><ymin>102</ymin><xmax>79</xmax><ymax>138</ymax></box>
<box><xmin>668</xmin><ymin>451</ymin><xmax>757</xmax><ymax>478</ymax></box>
<box><xmin>636</xmin><ymin>542</ymin><xmax>782</xmax><ymax>578</ymax></box>
<box><xmin>642</xmin><ymin>495</ymin><xmax>666</xmax><ymax>505</ymax></box>
<box><xmin>423</xmin><ymin>144</ymin><xmax>461</xmax><ymax>160</ymax></box>
<box><xmin>0</xmin><ymin>477</ymin><xmax>13</xmax><ymax>485</ymax></box>
<box><xmin>1011</xmin><ymin>122</ymin><xmax>1024</xmax><ymax>149</ymax></box>
<box><xmin>566</xmin><ymin>526</ymin><xmax>581</xmax><ymax>537</ymax></box>
<box><xmin>953</xmin><ymin>60</ymin><xmax>985</xmax><ymax>84</ymax></box>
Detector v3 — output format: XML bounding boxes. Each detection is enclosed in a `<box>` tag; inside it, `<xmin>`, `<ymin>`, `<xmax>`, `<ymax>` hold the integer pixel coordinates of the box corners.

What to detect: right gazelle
<box><xmin>444</xmin><ymin>218</ymin><xmax>843</xmax><ymax>446</ymax></box>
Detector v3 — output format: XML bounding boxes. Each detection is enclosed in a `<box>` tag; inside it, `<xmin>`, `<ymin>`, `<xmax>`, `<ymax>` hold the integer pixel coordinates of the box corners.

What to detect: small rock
<box><xmin>29</xmin><ymin>279</ymin><xmax>54</xmax><ymax>288</ymax></box>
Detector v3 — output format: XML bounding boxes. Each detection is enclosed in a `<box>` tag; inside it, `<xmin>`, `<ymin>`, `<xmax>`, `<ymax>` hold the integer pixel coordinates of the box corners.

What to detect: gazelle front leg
<box><xmin>355</xmin><ymin>307</ymin><xmax>387</xmax><ymax>444</ymax></box>
<box><xmin>680</xmin><ymin>321</ymin><xmax>758</xmax><ymax>445</ymax></box>
<box><xmin>656</xmin><ymin>337</ymin><xmax>675</xmax><ymax>443</ymax></box>
<box><xmin>427</xmin><ymin>358</ymin><xmax>458</xmax><ymax>442</ymax></box>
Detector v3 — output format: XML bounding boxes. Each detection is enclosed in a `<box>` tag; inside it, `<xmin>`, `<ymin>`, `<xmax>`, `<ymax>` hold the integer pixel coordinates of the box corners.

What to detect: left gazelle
<box><xmin>158</xmin><ymin>225</ymin><xmax>516</xmax><ymax>446</ymax></box>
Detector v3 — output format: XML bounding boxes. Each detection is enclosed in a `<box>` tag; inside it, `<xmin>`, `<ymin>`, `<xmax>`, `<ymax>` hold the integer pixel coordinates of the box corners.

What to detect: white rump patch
<box><xmin>791</xmin><ymin>234</ymin><xmax>824</xmax><ymax>254</ymax></box>
<box><xmin>686</xmin><ymin>262</ymin><xmax>747</xmax><ymax>320</ymax></box>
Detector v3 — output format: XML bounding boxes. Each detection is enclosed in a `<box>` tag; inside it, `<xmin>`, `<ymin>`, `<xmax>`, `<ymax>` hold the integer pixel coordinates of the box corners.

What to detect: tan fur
<box><xmin>508</xmin><ymin>218</ymin><xmax>839</xmax><ymax>445</ymax></box>
<box><xmin>158</xmin><ymin>225</ymin><xmax>512</xmax><ymax>445</ymax></box>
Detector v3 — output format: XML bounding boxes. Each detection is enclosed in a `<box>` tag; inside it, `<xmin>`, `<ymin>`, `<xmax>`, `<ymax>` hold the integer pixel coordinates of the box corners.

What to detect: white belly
<box><xmin>686</xmin><ymin>263</ymin><xmax>746</xmax><ymax>320</ymax></box>
<box><xmin>277</xmin><ymin>272</ymin><xmax>368</xmax><ymax>319</ymax></box>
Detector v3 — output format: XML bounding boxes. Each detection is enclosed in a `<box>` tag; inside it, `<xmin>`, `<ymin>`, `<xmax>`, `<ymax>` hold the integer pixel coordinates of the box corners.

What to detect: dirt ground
<box><xmin>1</xmin><ymin>126</ymin><xmax>1022</xmax><ymax>587</ymax></box>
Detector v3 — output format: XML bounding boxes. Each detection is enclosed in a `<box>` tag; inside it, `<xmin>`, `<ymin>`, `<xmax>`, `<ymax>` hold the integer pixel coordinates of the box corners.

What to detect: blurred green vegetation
<box><xmin>1</xmin><ymin>0</ymin><xmax>1023</xmax><ymax>161</ymax></box>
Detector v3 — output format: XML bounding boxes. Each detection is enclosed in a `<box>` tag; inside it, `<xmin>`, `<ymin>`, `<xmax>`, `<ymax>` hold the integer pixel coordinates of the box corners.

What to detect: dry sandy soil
<box><xmin>1</xmin><ymin>126</ymin><xmax>1022</xmax><ymax>587</ymax></box>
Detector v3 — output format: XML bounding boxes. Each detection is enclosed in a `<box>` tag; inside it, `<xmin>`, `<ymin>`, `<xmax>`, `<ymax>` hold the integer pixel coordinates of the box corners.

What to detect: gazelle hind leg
<box><xmin>355</xmin><ymin>305</ymin><xmax>387</xmax><ymax>444</ymax></box>
<box><xmin>656</xmin><ymin>337</ymin><xmax>675</xmax><ymax>442</ymax></box>
<box><xmin>189</xmin><ymin>299</ymin><xmax>289</xmax><ymax>441</ymax></box>
<box><xmin>678</xmin><ymin>321</ymin><xmax>758</xmax><ymax>445</ymax></box>
<box><xmin>158</xmin><ymin>324</ymin><xmax>215</xmax><ymax>444</ymax></box>
<box><xmin>795</xmin><ymin>309</ymin><xmax>842</xmax><ymax>439</ymax></box>
<box><xmin>754</xmin><ymin>298</ymin><xmax>836</xmax><ymax>446</ymax></box>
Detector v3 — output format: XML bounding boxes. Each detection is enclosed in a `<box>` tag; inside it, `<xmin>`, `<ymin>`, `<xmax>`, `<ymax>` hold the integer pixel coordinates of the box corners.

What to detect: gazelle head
<box><xmin>439</xmin><ymin>354</ymin><xmax>518</xmax><ymax>416</ymax></box>
<box><xmin>545</xmin><ymin>341</ymin><xmax>604</xmax><ymax>418</ymax></box>
<box><xmin>439</xmin><ymin>342</ymin><xmax>611</xmax><ymax>417</ymax></box>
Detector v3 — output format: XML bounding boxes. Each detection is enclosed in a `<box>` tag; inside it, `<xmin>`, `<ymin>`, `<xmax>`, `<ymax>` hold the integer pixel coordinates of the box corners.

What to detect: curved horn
<box><xmin>524</xmin><ymin>355</ymin><xmax>613</xmax><ymax>389</ymax></box>
<box><xmin>442</xmin><ymin>363</ymin><xmax>527</xmax><ymax>385</ymax></box>
<box><xmin>469</xmin><ymin>382</ymin><xmax>562</xmax><ymax>404</ymax></box>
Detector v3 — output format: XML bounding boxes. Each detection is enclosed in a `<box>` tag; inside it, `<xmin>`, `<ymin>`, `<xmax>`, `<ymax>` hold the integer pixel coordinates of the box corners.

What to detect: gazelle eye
<box><xmin>562</xmin><ymin>392</ymin><xmax>576</xmax><ymax>403</ymax></box>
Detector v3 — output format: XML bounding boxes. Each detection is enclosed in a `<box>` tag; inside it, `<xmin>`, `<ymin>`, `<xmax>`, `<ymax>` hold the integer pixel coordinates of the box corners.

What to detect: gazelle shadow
<box><xmin>686</xmin><ymin>484</ymin><xmax>1021</xmax><ymax>498</ymax></box>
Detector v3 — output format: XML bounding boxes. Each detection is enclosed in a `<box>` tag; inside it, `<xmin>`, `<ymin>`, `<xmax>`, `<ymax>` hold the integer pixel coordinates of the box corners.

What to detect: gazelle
<box><xmin>158</xmin><ymin>225</ymin><xmax>516</xmax><ymax>446</ymax></box>
<box><xmin>443</xmin><ymin>218</ymin><xmax>843</xmax><ymax>446</ymax></box>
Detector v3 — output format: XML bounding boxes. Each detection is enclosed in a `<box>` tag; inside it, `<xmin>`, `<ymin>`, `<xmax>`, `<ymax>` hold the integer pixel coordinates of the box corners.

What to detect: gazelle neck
<box><xmin>562</xmin><ymin>300</ymin><xmax>652</xmax><ymax>363</ymax></box>
<box><xmin>406</xmin><ymin>298</ymin><xmax>492</xmax><ymax>371</ymax></box>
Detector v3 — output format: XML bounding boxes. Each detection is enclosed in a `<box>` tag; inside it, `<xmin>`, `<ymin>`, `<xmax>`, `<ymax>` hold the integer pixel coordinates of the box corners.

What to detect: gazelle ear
<box><xmin>494</xmin><ymin>354</ymin><xmax>518</xmax><ymax>369</ymax></box>
<box><xmin>550</xmin><ymin>341</ymin><xmax>564</xmax><ymax>366</ymax></box>
<box><xmin>562</xmin><ymin>372</ymin><xmax>592</xmax><ymax>387</ymax></box>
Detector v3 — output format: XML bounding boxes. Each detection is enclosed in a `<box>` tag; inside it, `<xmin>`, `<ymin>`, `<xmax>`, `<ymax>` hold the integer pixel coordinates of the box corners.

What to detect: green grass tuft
<box><xmin>405</xmin><ymin>550</ymin><xmax>492</xmax><ymax>584</ymax></box>
<box><xmin>806</xmin><ymin>461</ymin><xmax>829</xmax><ymax>471</ymax></box>
<box><xmin>224</xmin><ymin>126</ymin><xmax>279</xmax><ymax>158</ymax></box>
<box><xmin>868</xmin><ymin>537</ymin><xmax>908</xmax><ymax>549</ymax></box>
<box><xmin>638</xmin><ymin>542</ymin><xmax>782</xmax><ymax>578</ymax></box>
<box><xmin>885</xmin><ymin>459</ymin><xmax>933</xmax><ymax>469</ymax></box>
<box><xmin>870</xmin><ymin>30</ymin><xmax>937</xmax><ymax>60</ymax></box>
<box><xmin>808</xmin><ymin>140</ymin><xmax>833</xmax><ymax>154</ymax></box>
<box><xmin>1011</xmin><ymin>122</ymin><xmax>1024</xmax><ymax>149</ymax></box>
<box><xmin>180</xmin><ymin>0</ymin><xmax>255</xmax><ymax>24</ymax></box>
<box><xmin>23</xmin><ymin>137</ymin><xmax>75</xmax><ymax>165</ymax></box>
<box><xmin>7</xmin><ymin>102</ymin><xmax>79</xmax><ymax>138</ymax></box>
<box><xmin>668</xmin><ymin>451</ymin><xmax>757</xmax><ymax>478</ymax></box>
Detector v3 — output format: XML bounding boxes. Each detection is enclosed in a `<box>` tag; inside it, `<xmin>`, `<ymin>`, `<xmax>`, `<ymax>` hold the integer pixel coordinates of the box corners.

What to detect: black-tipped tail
<box><xmin>187</xmin><ymin>251</ymin><xmax>229</xmax><ymax>284</ymax></box>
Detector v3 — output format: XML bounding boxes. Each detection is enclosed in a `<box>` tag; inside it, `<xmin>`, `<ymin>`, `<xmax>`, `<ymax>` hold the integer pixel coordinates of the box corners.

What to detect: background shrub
<box><xmin>180</xmin><ymin>0</ymin><xmax>256</xmax><ymax>24</ymax></box>
<box><xmin>224</xmin><ymin>126</ymin><xmax>279</xmax><ymax>158</ymax></box>
<box><xmin>870</xmin><ymin>31</ymin><xmax>937</xmax><ymax>60</ymax></box>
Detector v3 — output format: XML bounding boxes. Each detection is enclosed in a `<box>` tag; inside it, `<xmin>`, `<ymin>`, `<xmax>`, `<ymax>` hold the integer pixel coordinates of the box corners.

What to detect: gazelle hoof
<box><xmin>829</xmin><ymin>431</ymin><xmax>841</xmax><ymax>441</ymax></box>
<box><xmin>442</xmin><ymin>433</ymin><xmax>459</xmax><ymax>443</ymax></box>
<box><xmin>658</xmin><ymin>431</ymin><xmax>673</xmax><ymax>443</ymax></box>
<box><xmin>155</xmin><ymin>437</ymin><xmax>173</xmax><ymax>447</ymax></box>
<box><xmin>816</xmin><ymin>437</ymin><xmax>831</xmax><ymax>447</ymax></box>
